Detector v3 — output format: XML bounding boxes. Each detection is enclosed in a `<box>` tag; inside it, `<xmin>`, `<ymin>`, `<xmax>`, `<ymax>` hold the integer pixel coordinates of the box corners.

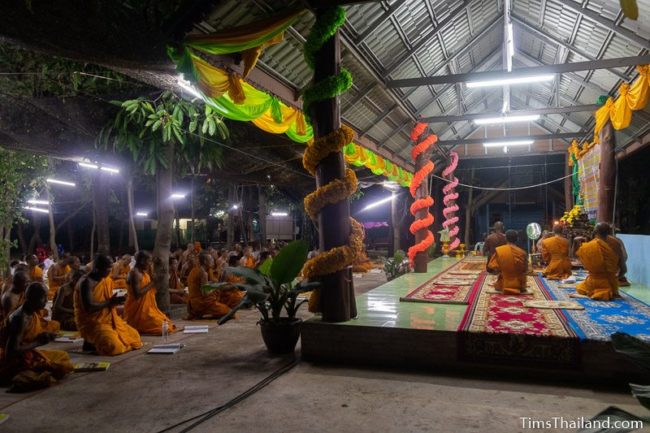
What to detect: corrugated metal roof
<box><xmin>191</xmin><ymin>0</ymin><xmax>649</xmax><ymax>164</ymax></box>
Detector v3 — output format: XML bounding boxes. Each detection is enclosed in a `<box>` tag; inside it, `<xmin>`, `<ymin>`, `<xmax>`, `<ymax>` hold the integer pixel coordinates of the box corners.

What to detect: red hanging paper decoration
<box><xmin>442</xmin><ymin>151</ymin><xmax>460</xmax><ymax>251</ymax></box>
<box><xmin>407</xmin><ymin>122</ymin><xmax>436</xmax><ymax>267</ymax></box>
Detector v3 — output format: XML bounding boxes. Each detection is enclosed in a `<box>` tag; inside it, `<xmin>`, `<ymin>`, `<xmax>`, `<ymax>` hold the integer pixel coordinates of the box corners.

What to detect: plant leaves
<box><xmin>225</xmin><ymin>266</ymin><xmax>266</xmax><ymax>285</ymax></box>
<box><xmin>258</xmin><ymin>258</ymin><xmax>273</xmax><ymax>276</ymax></box>
<box><xmin>577</xmin><ymin>406</ymin><xmax>645</xmax><ymax>432</ymax></box>
<box><xmin>270</xmin><ymin>240</ymin><xmax>309</xmax><ymax>285</ymax></box>
<box><xmin>611</xmin><ymin>332</ymin><xmax>650</xmax><ymax>373</ymax></box>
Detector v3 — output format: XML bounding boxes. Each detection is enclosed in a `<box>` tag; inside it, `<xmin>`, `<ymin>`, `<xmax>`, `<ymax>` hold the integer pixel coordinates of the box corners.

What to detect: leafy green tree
<box><xmin>0</xmin><ymin>147</ymin><xmax>48</xmax><ymax>276</ymax></box>
<box><xmin>100</xmin><ymin>91</ymin><xmax>227</xmax><ymax>311</ymax></box>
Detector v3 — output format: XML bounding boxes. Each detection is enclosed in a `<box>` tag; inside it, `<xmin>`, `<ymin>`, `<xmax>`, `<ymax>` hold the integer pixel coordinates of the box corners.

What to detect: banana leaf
<box><xmin>224</xmin><ymin>266</ymin><xmax>266</xmax><ymax>285</ymax></box>
<box><xmin>269</xmin><ymin>240</ymin><xmax>308</xmax><ymax>285</ymax></box>
<box><xmin>200</xmin><ymin>282</ymin><xmax>249</xmax><ymax>294</ymax></box>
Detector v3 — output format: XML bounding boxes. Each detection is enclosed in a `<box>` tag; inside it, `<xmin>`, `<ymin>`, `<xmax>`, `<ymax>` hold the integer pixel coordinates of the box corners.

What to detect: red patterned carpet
<box><xmin>457</xmin><ymin>273</ymin><xmax>580</xmax><ymax>367</ymax></box>
<box><xmin>400</xmin><ymin>258</ymin><xmax>484</xmax><ymax>305</ymax></box>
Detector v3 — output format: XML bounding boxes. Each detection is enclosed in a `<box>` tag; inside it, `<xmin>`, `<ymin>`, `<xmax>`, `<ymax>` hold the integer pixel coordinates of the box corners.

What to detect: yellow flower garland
<box><xmin>302</xmin><ymin>125</ymin><xmax>355</xmax><ymax>175</ymax></box>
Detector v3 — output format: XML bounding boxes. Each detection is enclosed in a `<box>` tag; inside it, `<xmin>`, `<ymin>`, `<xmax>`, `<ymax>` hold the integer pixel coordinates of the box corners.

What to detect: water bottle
<box><xmin>162</xmin><ymin>320</ymin><xmax>169</xmax><ymax>342</ymax></box>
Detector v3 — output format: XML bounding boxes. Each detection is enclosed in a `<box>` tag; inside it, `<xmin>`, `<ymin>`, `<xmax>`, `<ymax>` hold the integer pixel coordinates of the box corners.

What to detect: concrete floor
<box><xmin>1</xmin><ymin>270</ymin><xmax>648</xmax><ymax>433</ymax></box>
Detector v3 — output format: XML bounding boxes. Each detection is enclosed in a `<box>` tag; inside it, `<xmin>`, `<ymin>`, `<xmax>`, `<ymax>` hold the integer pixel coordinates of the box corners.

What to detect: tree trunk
<box><xmin>226</xmin><ymin>183</ymin><xmax>235</xmax><ymax>249</ymax></box>
<box><xmin>310</xmin><ymin>22</ymin><xmax>355</xmax><ymax>322</ymax></box>
<box><xmin>93</xmin><ymin>173</ymin><xmax>111</xmax><ymax>256</ymax></box>
<box><xmin>16</xmin><ymin>221</ymin><xmax>27</xmax><ymax>255</ymax></box>
<box><xmin>175</xmin><ymin>216</ymin><xmax>182</xmax><ymax>249</ymax></box>
<box><xmin>90</xmin><ymin>207</ymin><xmax>96</xmax><ymax>259</ymax></box>
<box><xmin>258</xmin><ymin>185</ymin><xmax>267</xmax><ymax>244</ymax></box>
<box><xmin>28</xmin><ymin>214</ymin><xmax>42</xmax><ymax>254</ymax></box>
<box><xmin>190</xmin><ymin>174</ymin><xmax>195</xmax><ymax>243</ymax></box>
<box><xmin>390</xmin><ymin>190</ymin><xmax>400</xmax><ymax>256</ymax></box>
<box><xmin>153</xmin><ymin>142</ymin><xmax>174</xmax><ymax>313</ymax></box>
<box><xmin>127</xmin><ymin>178</ymin><xmax>139</xmax><ymax>252</ymax></box>
<box><xmin>2</xmin><ymin>225</ymin><xmax>10</xmax><ymax>279</ymax></box>
<box><xmin>598</xmin><ymin>121</ymin><xmax>616</xmax><ymax>224</ymax></box>
<box><xmin>46</xmin><ymin>189</ymin><xmax>59</xmax><ymax>261</ymax></box>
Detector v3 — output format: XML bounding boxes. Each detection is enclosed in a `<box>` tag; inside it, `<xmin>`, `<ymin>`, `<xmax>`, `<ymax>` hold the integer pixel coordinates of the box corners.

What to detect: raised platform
<box><xmin>301</xmin><ymin>257</ymin><xmax>650</xmax><ymax>383</ymax></box>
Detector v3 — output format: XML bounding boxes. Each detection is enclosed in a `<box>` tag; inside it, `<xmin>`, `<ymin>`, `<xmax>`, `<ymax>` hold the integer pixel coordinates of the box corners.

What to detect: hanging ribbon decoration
<box><xmin>407</xmin><ymin>122</ymin><xmax>436</xmax><ymax>267</ymax></box>
<box><xmin>299</xmin><ymin>7</ymin><xmax>365</xmax><ymax>311</ymax></box>
<box><xmin>442</xmin><ymin>151</ymin><xmax>460</xmax><ymax>251</ymax></box>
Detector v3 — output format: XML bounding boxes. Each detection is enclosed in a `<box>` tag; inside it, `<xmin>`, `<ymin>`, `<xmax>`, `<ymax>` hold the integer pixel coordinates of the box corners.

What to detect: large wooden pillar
<box><xmin>564</xmin><ymin>153</ymin><xmax>572</xmax><ymax>214</ymax></box>
<box><xmin>597</xmin><ymin>121</ymin><xmax>616</xmax><ymax>223</ymax></box>
<box><xmin>311</xmin><ymin>14</ymin><xmax>356</xmax><ymax>322</ymax></box>
<box><xmin>413</xmin><ymin>147</ymin><xmax>434</xmax><ymax>273</ymax></box>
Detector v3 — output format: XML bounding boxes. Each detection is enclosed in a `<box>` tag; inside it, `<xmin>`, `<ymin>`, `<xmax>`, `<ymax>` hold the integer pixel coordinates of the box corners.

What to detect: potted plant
<box><xmin>212</xmin><ymin>240</ymin><xmax>319</xmax><ymax>354</ymax></box>
<box><xmin>382</xmin><ymin>249</ymin><xmax>409</xmax><ymax>281</ymax></box>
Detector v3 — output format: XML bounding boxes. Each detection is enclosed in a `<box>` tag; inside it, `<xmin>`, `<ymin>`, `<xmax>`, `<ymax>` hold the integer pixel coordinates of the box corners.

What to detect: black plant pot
<box><xmin>259</xmin><ymin>318</ymin><xmax>302</xmax><ymax>355</ymax></box>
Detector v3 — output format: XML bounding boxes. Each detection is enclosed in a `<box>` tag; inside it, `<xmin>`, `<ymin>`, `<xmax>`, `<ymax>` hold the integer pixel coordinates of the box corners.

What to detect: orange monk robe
<box><xmin>47</xmin><ymin>265</ymin><xmax>71</xmax><ymax>300</ymax></box>
<box><xmin>487</xmin><ymin>244</ymin><xmax>528</xmax><ymax>295</ymax></box>
<box><xmin>110</xmin><ymin>263</ymin><xmax>131</xmax><ymax>291</ymax></box>
<box><xmin>243</xmin><ymin>256</ymin><xmax>255</xmax><ymax>269</ymax></box>
<box><xmin>541</xmin><ymin>236</ymin><xmax>572</xmax><ymax>280</ymax></box>
<box><xmin>576</xmin><ymin>238</ymin><xmax>619</xmax><ymax>301</ymax></box>
<box><xmin>0</xmin><ymin>311</ymin><xmax>73</xmax><ymax>387</ymax></box>
<box><xmin>74</xmin><ymin>276</ymin><xmax>142</xmax><ymax>355</ymax></box>
<box><xmin>187</xmin><ymin>267</ymin><xmax>235</xmax><ymax>319</ymax></box>
<box><xmin>29</xmin><ymin>266</ymin><xmax>43</xmax><ymax>283</ymax></box>
<box><xmin>125</xmin><ymin>272</ymin><xmax>175</xmax><ymax>335</ymax></box>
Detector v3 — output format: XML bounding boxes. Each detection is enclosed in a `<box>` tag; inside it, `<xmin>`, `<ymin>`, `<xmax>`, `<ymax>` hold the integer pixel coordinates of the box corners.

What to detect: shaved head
<box><xmin>553</xmin><ymin>224</ymin><xmax>564</xmax><ymax>235</ymax></box>
<box><xmin>494</xmin><ymin>221</ymin><xmax>504</xmax><ymax>233</ymax></box>
<box><xmin>505</xmin><ymin>230</ymin><xmax>518</xmax><ymax>243</ymax></box>
<box><xmin>595</xmin><ymin>222</ymin><xmax>611</xmax><ymax>238</ymax></box>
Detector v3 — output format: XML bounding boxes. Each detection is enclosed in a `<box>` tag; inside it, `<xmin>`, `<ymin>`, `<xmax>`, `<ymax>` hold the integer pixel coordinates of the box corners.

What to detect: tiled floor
<box><xmin>342</xmin><ymin>257</ymin><xmax>650</xmax><ymax>332</ymax></box>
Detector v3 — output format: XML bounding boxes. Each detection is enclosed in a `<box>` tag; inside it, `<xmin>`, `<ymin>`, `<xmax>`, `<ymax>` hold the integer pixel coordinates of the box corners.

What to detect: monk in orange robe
<box><xmin>110</xmin><ymin>254</ymin><xmax>132</xmax><ymax>292</ymax></box>
<box><xmin>0</xmin><ymin>282</ymin><xmax>73</xmax><ymax>391</ymax></box>
<box><xmin>52</xmin><ymin>270</ymin><xmax>84</xmax><ymax>331</ymax></box>
<box><xmin>240</xmin><ymin>247</ymin><xmax>256</xmax><ymax>269</ymax></box>
<box><xmin>1</xmin><ymin>271</ymin><xmax>29</xmax><ymax>321</ymax></box>
<box><xmin>487</xmin><ymin>230</ymin><xmax>528</xmax><ymax>295</ymax></box>
<box><xmin>575</xmin><ymin>223</ymin><xmax>619</xmax><ymax>301</ymax></box>
<box><xmin>605</xmin><ymin>228</ymin><xmax>630</xmax><ymax>286</ymax></box>
<box><xmin>187</xmin><ymin>253</ymin><xmax>243</xmax><ymax>320</ymax></box>
<box><xmin>26</xmin><ymin>255</ymin><xmax>43</xmax><ymax>283</ymax></box>
<box><xmin>125</xmin><ymin>251</ymin><xmax>175</xmax><ymax>335</ymax></box>
<box><xmin>541</xmin><ymin>224</ymin><xmax>572</xmax><ymax>280</ymax></box>
<box><xmin>47</xmin><ymin>257</ymin><xmax>73</xmax><ymax>300</ymax></box>
<box><xmin>74</xmin><ymin>255</ymin><xmax>142</xmax><ymax>355</ymax></box>
<box><xmin>483</xmin><ymin>221</ymin><xmax>507</xmax><ymax>261</ymax></box>
<box><xmin>169</xmin><ymin>257</ymin><xmax>187</xmax><ymax>304</ymax></box>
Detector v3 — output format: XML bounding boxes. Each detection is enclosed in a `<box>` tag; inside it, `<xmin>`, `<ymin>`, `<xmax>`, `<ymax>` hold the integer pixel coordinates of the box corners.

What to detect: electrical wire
<box><xmin>155</xmin><ymin>358</ymin><xmax>299</xmax><ymax>433</ymax></box>
<box><xmin>431</xmin><ymin>172</ymin><xmax>573</xmax><ymax>191</ymax></box>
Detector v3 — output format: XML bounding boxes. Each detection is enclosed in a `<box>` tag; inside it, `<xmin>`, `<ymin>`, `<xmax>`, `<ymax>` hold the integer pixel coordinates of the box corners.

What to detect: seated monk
<box><xmin>483</xmin><ymin>221</ymin><xmax>507</xmax><ymax>261</ymax></box>
<box><xmin>110</xmin><ymin>254</ymin><xmax>132</xmax><ymax>292</ymax></box>
<box><xmin>125</xmin><ymin>251</ymin><xmax>175</xmax><ymax>335</ymax></box>
<box><xmin>187</xmin><ymin>253</ymin><xmax>243</xmax><ymax>320</ymax></box>
<box><xmin>47</xmin><ymin>256</ymin><xmax>73</xmax><ymax>300</ymax></box>
<box><xmin>52</xmin><ymin>270</ymin><xmax>84</xmax><ymax>331</ymax></box>
<box><xmin>26</xmin><ymin>255</ymin><xmax>43</xmax><ymax>283</ymax></box>
<box><xmin>541</xmin><ymin>224</ymin><xmax>572</xmax><ymax>280</ymax></box>
<box><xmin>1</xmin><ymin>271</ymin><xmax>29</xmax><ymax>321</ymax></box>
<box><xmin>0</xmin><ymin>283</ymin><xmax>73</xmax><ymax>392</ymax></box>
<box><xmin>74</xmin><ymin>255</ymin><xmax>142</xmax><ymax>355</ymax></box>
<box><xmin>240</xmin><ymin>247</ymin><xmax>256</xmax><ymax>269</ymax></box>
<box><xmin>575</xmin><ymin>223</ymin><xmax>619</xmax><ymax>301</ymax></box>
<box><xmin>605</xmin><ymin>227</ymin><xmax>630</xmax><ymax>287</ymax></box>
<box><xmin>487</xmin><ymin>230</ymin><xmax>528</xmax><ymax>295</ymax></box>
<box><xmin>169</xmin><ymin>257</ymin><xmax>187</xmax><ymax>304</ymax></box>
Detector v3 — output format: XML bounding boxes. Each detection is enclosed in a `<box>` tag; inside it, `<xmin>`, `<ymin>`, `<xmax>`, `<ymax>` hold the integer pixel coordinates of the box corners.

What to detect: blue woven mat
<box><xmin>541</xmin><ymin>273</ymin><xmax>650</xmax><ymax>341</ymax></box>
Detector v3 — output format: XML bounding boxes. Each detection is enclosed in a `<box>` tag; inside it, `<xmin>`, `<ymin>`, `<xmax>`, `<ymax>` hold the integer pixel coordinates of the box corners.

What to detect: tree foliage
<box><xmin>99</xmin><ymin>91</ymin><xmax>228</xmax><ymax>175</ymax></box>
<box><xmin>0</xmin><ymin>147</ymin><xmax>48</xmax><ymax>272</ymax></box>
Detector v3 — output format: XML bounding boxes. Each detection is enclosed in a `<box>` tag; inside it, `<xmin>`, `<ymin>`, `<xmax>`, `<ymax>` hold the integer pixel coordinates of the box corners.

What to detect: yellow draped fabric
<box><xmin>185</xmin><ymin>52</ymin><xmax>413</xmax><ymax>186</ymax></box>
<box><xmin>185</xmin><ymin>9</ymin><xmax>302</xmax><ymax>78</ymax></box>
<box><xmin>593</xmin><ymin>65</ymin><xmax>650</xmax><ymax>141</ymax></box>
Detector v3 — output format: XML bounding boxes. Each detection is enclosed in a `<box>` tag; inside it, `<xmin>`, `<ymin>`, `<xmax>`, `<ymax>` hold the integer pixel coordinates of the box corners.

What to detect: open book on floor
<box><xmin>55</xmin><ymin>332</ymin><xmax>83</xmax><ymax>344</ymax></box>
<box><xmin>148</xmin><ymin>343</ymin><xmax>184</xmax><ymax>354</ymax></box>
<box><xmin>183</xmin><ymin>325</ymin><xmax>209</xmax><ymax>334</ymax></box>
<box><xmin>74</xmin><ymin>361</ymin><xmax>111</xmax><ymax>372</ymax></box>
